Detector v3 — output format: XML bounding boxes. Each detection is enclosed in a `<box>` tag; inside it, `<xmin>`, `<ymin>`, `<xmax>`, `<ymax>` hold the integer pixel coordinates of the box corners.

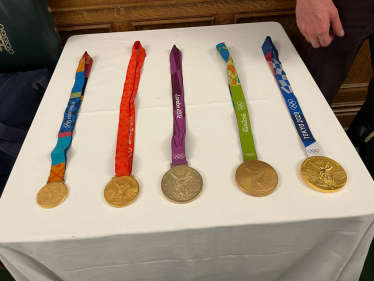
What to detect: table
<box><xmin>1</xmin><ymin>22</ymin><xmax>374</xmax><ymax>281</ymax></box>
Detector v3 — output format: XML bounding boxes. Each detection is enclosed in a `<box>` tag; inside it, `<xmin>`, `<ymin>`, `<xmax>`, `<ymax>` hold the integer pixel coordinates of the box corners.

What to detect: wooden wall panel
<box><xmin>131</xmin><ymin>17</ymin><xmax>215</xmax><ymax>31</ymax></box>
<box><xmin>331</xmin><ymin>84</ymin><xmax>368</xmax><ymax>129</ymax></box>
<box><xmin>50</xmin><ymin>0</ymin><xmax>296</xmax><ymax>14</ymax></box>
<box><xmin>59</xmin><ymin>24</ymin><xmax>113</xmax><ymax>44</ymax></box>
<box><xmin>49</xmin><ymin>0</ymin><xmax>373</xmax><ymax>129</ymax></box>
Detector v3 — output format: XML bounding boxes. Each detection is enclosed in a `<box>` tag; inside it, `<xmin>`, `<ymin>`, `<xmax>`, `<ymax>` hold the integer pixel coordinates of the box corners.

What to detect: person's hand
<box><xmin>296</xmin><ymin>0</ymin><xmax>345</xmax><ymax>48</ymax></box>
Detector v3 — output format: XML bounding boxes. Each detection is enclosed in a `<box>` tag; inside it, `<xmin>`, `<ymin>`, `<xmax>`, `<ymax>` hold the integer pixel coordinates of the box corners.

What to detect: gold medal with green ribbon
<box><xmin>216</xmin><ymin>43</ymin><xmax>278</xmax><ymax>197</ymax></box>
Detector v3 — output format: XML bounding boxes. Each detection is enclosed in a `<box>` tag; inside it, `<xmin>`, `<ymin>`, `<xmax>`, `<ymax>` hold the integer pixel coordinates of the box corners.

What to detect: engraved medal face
<box><xmin>161</xmin><ymin>165</ymin><xmax>203</xmax><ymax>204</ymax></box>
<box><xmin>301</xmin><ymin>156</ymin><xmax>347</xmax><ymax>193</ymax></box>
<box><xmin>104</xmin><ymin>176</ymin><xmax>139</xmax><ymax>207</ymax></box>
<box><xmin>235</xmin><ymin>160</ymin><xmax>278</xmax><ymax>197</ymax></box>
<box><xmin>37</xmin><ymin>182</ymin><xmax>68</xmax><ymax>209</ymax></box>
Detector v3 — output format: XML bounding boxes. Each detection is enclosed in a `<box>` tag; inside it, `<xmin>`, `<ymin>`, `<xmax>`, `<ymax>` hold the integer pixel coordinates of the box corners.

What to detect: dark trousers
<box><xmin>304</xmin><ymin>0</ymin><xmax>374</xmax><ymax>108</ymax></box>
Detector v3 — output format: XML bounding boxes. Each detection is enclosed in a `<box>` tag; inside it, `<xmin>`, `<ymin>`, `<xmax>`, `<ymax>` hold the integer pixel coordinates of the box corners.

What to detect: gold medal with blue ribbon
<box><xmin>262</xmin><ymin>37</ymin><xmax>347</xmax><ymax>193</ymax></box>
<box><xmin>37</xmin><ymin>52</ymin><xmax>93</xmax><ymax>208</ymax></box>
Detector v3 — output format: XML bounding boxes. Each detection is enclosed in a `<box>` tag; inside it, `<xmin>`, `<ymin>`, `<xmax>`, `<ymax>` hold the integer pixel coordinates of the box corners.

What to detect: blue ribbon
<box><xmin>262</xmin><ymin>36</ymin><xmax>316</xmax><ymax>149</ymax></box>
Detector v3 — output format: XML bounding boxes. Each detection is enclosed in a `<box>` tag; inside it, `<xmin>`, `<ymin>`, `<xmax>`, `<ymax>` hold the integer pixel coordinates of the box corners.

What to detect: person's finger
<box><xmin>310</xmin><ymin>36</ymin><xmax>321</xmax><ymax>48</ymax></box>
<box><xmin>330</xmin><ymin>10</ymin><xmax>345</xmax><ymax>37</ymax></box>
<box><xmin>318</xmin><ymin>32</ymin><xmax>334</xmax><ymax>47</ymax></box>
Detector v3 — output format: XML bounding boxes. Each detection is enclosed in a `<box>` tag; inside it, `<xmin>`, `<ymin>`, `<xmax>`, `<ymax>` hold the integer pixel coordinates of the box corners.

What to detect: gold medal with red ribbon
<box><xmin>104</xmin><ymin>41</ymin><xmax>146</xmax><ymax>207</ymax></box>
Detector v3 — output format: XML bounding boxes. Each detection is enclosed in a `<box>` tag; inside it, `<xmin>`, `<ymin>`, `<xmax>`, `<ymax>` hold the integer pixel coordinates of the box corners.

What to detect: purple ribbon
<box><xmin>170</xmin><ymin>45</ymin><xmax>187</xmax><ymax>166</ymax></box>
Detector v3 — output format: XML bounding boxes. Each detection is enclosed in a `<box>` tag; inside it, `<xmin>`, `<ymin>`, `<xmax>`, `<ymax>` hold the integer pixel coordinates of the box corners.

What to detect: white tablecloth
<box><xmin>1</xmin><ymin>22</ymin><xmax>374</xmax><ymax>281</ymax></box>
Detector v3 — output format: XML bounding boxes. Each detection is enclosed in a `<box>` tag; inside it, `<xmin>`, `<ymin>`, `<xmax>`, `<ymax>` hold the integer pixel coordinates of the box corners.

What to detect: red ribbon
<box><xmin>115</xmin><ymin>41</ymin><xmax>146</xmax><ymax>176</ymax></box>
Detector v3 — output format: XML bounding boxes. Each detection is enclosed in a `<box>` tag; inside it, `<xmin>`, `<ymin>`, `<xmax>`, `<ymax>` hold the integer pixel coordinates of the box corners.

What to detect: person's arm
<box><xmin>296</xmin><ymin>0</ymin><xmax>345</xmax><ymax>48</ymax></box>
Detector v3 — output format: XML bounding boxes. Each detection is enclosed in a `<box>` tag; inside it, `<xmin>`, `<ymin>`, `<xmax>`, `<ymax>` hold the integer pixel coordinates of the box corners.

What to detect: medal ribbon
<box><xmin>170</xmin><ymin>45</ymin><xmax>187</xmax><ymax>166</ymax></box>
<box><xmin>262</xmin><ymin>36</ymin><xmax>323</xmax><ymax>157</ymax></box>
<box><xmin>216</xmin><ymin>43</ymin><xmax>257</xmax><ymax>161</ymax></box>
<box><xmin>115</xmin><ymin>41</ymin><xmax>146</xmax><ymax>177</ymax></box>
<box><xmin>48</xmin><ymin>52</ymin><xmax>93</xmax><ymax>182</ymax></box>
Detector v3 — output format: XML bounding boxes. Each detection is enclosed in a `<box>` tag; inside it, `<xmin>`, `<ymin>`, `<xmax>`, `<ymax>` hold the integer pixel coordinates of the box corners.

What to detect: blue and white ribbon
<box><xmin>262</xmin><ymin>36</ymin><xmax>323</xmax><ymax>158</ymax></box>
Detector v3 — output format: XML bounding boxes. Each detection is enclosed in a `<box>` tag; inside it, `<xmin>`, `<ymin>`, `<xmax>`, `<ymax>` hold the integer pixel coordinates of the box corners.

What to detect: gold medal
<box><xmin>162</xmin><ymin>46</ymin><xmax>203</xmax><ymax>204</ymax></box>
<box><xmin>38</xmin><ymin>53</ymin><xmax>93</xmax><ymax>209</ymax></box>
<box><xmin>104</xmin><ymin>42</ymin><xmax>145</xmax><ymax>208</ymax></box>
<box><xmin>301</xmin><ymin>156</ymin><xmax>347</xmax><ymax>193</ymax></box>
<box><xmin>104</xmin><ymin>176</ymin><xmax>139</xmax><ymax>207</ymax></box>
<box><xmin>217</xmin><ymin>43</ymin><xmax>278</xmax><ymax>197</ymax></box>
<box><xmin>37</xmin><ymin>181</ymin><xmax>68</xmax><ymax>209</ymax></box>
<box><xmin>235</xmin><ymin>160</ymin><xmax>278</xmax><ymax>197</ymax></box>
<box><xmin>262</xmin><ymin>38</ymin><xmax>348</xmax><ymax>193</ymax></box>
<box><xmin>161</xmin><ymin>164</ymin><xmax>203</xmax><ymax>204</ymax></box>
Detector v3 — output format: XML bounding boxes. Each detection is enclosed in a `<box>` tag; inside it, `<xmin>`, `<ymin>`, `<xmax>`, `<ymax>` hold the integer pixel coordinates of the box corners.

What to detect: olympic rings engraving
<box><xmin>236</xmin><ymin>101</ymin><xmax>246</xmax><ymax>111</ymax></box>
<box><xmin>173</xmin><ymin>153</ymin><xmax>185</xmax><ymax>160</ymax></box>
<box><xmin>287</xmin><ymin>99</ymin><xmax>297</xmax><ymax>110</ymax></box>
<box><xmin>307</xmin><ymin>149</ymin><xmax>320</xmax><ymax>154</ymax></box>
